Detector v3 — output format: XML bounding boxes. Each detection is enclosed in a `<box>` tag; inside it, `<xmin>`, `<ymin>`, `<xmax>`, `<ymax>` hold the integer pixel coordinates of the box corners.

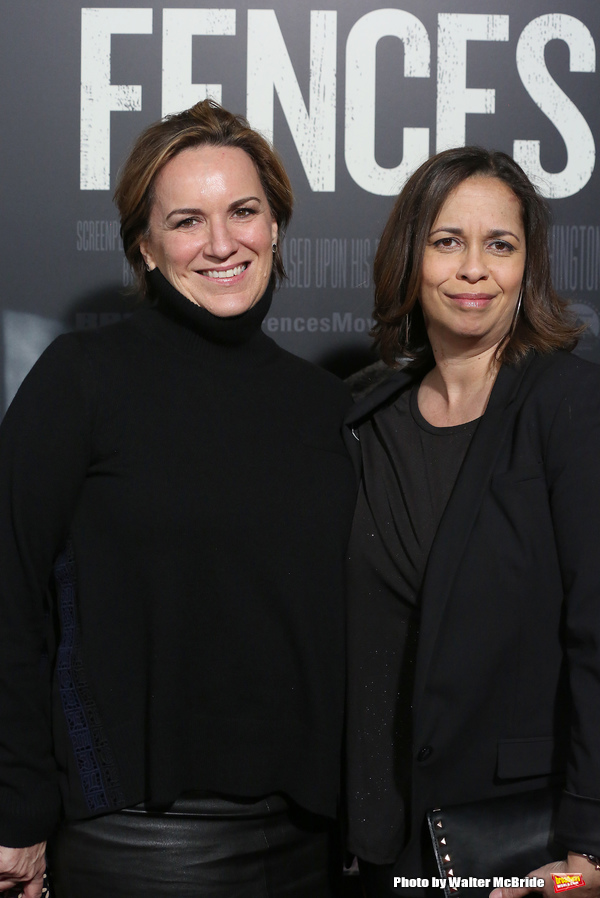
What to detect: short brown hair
<box><xmin>114</xmin><ymin>99</ymin><xmax>293</xmax><ymax>294</ymax></box>
<box><xmin>372</xmin><ymin>146</ymin><xmax>581</xmax><ymax>368</ymax></box>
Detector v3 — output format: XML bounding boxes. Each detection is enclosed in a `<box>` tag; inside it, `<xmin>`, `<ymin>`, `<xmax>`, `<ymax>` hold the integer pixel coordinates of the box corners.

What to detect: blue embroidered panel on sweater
<box><xmin>54</xmin><ymin>543</ymin><xmax>125</xmax><ymax>812</ymax></box>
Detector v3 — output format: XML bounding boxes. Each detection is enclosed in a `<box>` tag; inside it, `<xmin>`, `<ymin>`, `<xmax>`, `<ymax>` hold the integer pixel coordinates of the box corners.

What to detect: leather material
<box><xmin>427</xmin><ymin>788</ymin><xmax>563</xmax><ymax>898</ymax></box>
<box><xmin>49</xmin><ymin>795</ymin><xmax>339</xmax><ymax>897</ymax></box>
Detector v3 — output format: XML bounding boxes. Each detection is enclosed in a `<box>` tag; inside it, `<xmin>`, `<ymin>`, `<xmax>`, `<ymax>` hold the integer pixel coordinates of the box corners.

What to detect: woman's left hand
<box><xmin>490</xmin><ymin>853</ymin><xmax>600</xmax><ymax>898</ymax></box>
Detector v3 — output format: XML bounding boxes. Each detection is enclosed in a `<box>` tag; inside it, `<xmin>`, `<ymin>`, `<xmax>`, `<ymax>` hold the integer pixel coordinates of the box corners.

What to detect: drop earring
<box><xmin>404</xmin><ymin>312</ymin><xmax>411</xmax><ymax>346</ymax></box>
<box><xmin>509</xmin><ymin>286</ymin><xmax>523</xmax><ymax>339</ymax></box>
<box><xmin>515</xmin><ymin>287</ymin><xmax>523</xmax><ymax>319</ymax></box>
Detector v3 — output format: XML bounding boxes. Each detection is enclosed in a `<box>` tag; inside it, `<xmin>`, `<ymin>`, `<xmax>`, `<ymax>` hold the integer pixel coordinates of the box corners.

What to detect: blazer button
<box><xmin>417</xmin><ymin>746</ymin><xmax>433</xmax><ymax>762</ymax></box>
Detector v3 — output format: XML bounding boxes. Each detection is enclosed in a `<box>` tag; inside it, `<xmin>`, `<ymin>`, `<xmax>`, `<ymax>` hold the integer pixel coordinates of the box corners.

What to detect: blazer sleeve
<box><xmin>545</xmin><ymin>359</ymin><xmax>600</xmax><ymax>854</ymax></box>
<box><xmin>0</xmin><ymin>334</ymin><xmax>93</xmax><ymax>846</ymax></box>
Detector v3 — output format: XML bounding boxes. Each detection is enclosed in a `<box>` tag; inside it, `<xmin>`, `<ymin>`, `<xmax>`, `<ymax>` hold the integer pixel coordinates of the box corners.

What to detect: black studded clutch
<box><xmin>427</xmin><ymin>788</ymin><xmax>563</xmax><ymax>898</ymax></box>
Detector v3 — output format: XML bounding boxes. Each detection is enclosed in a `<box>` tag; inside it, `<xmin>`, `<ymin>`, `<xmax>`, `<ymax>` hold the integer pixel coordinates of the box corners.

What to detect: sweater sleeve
<box><xmin>545</xmin><ymin>359</ymin><xmax>600</xmax><ymax>854</ymax></box>
<box><xmin>0</xmin><ymin>334</ymin><xmax>93</xmax><ymax>845</ymax></box>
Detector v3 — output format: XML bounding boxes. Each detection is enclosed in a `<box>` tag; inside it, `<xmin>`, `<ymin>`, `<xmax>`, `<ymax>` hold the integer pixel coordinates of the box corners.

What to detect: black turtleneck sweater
<box><xmin>0</xmin><ymin>273</ymin><xmax>356</xmax><ymax>846</ymax></box>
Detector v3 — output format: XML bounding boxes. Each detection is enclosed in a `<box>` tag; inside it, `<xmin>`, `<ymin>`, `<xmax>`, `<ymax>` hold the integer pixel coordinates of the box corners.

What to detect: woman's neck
<box><xmin>418</xmin><ymin>343</ymin><xmax>500</xmax><ymax>427</ymax></box>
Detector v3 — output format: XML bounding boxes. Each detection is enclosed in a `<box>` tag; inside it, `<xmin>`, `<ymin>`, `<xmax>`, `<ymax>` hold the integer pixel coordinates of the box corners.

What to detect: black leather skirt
<box><xmin>48</xmin><ymin>794</ymin><xmax>339</xmax><ymax>897</ymax></box>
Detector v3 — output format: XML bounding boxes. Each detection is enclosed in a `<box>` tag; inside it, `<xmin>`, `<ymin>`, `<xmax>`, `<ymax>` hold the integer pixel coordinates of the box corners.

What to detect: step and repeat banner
<box><xmin>2</xmin><ymin>0</ymin><xmax>599</xmax><ymax>410</ymax></box>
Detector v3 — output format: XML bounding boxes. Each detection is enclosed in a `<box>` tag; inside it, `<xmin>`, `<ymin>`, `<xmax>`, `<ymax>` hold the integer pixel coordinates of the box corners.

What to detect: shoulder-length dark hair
<box><xmin>372</xmin><ymin>146</ymin><xmax>581</xmax><ymax>368</ymax></box>
<box><xmin>114</xmin><ymin>99</ymin><xmax>293</xmax><ymax>295</ymax></box>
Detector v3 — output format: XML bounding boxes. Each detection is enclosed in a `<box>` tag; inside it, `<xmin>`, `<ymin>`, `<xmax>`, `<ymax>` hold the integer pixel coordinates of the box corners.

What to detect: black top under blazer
<box><xmin>345</xmin><ymin>349</ymin><xmax>600</xmax><ymax>875</ymax></box>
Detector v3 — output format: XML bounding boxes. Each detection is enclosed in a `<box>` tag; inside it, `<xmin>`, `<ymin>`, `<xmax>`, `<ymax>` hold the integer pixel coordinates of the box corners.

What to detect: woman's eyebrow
<box><xmin>165</xmin><ymin>196</ymin><xmax>263</xmax><ymax>221</ymax></box>
<box><xmin>229</xmin><ymin>195</ymin><xmax>262</xmax><ymax>209</ymax></box>
<box><xmin>166</xmin><ymin>207</ymin><xmax>202</xmax><ymax>221</ymax></box>
<box><xmin>429</xmin><ymin>225</ymin><xmax>522</xmax><ymax>241</ymax></box>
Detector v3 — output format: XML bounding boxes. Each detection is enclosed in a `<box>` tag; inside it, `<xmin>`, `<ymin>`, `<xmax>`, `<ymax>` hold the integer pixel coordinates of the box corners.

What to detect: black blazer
<box><xmin>346</xmin><ymin>350</ymin><xmax>600</xmax><ymax>874</ymax></box>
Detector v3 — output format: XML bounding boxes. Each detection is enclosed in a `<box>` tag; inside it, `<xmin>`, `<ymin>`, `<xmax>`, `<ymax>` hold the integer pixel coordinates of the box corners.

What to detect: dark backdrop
<box><xmin>2</xmin><ymin>1</ymin><xmax>599</xmax><ymax>412</ymax></box>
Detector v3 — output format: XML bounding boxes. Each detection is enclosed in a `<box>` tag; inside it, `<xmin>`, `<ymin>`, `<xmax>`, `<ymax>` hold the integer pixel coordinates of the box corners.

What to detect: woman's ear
<box><xmin>139</xmin><ymin>239</ymin><xmax>156</xmax><ymax>272</ymax></box>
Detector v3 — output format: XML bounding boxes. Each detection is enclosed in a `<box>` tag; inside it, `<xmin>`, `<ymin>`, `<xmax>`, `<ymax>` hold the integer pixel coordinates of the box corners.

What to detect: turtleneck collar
<box><xmin>147</xmin><ymin>268</ymin><xmax>273</xmax><ymax>347</ymax></box>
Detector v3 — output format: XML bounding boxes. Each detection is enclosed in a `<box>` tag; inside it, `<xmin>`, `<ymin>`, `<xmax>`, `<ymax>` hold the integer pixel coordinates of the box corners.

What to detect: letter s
<box><xmin>514</xmin><ymin>14</ymin><xmax>595</xmax><ymax>199</ymax></box>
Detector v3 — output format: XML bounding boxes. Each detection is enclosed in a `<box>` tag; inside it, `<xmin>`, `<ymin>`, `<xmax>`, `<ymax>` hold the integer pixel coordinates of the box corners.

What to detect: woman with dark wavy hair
<box><xmin>0</xmin><ymin>100</ymin><xmax>356</xmax><ymax>897</ymax></box>
<box><xmin>345</xmin><ymin>146</ymin><xmax>600</xmax><ymax>898</ymax></box>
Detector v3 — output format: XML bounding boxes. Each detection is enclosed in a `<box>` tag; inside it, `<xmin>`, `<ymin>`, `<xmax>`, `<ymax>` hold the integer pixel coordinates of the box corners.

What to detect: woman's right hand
<box><xmin>0</xmin><ymin>843</ymin><xmax>46</xmax><ymax>897</ymax></box>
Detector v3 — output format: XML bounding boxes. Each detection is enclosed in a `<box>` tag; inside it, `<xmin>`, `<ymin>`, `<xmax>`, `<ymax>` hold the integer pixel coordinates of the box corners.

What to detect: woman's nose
<box><xmin>456</xmin><ymin>247</ymin><xmax>489</xmax><ymax>282</ymax></box>
<box><xmin>206</xmin><ymin>218</ymin><xmax>238</xmax><ymax>259</ymax></box>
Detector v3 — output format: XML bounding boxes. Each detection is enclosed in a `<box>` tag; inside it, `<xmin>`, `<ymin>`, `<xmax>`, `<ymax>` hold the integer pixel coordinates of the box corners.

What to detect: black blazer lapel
<box><xmin>343</xmin><ymin>367</ymin><xmax>418</xmax><ymax>478</ymax></box>
<box><xmin>346</xmin><ymin>367</ymin><xmax>417</xmax><ymax>427</ymax></box>
<box><xmin>412</xmin><ymin>354</ymin><xmax>542</xmax><ymax>714</ymax></box>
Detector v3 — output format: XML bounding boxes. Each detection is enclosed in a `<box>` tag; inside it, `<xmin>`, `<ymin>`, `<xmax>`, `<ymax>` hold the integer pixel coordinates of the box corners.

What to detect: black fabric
<box><xmin>146</xmin><ymin>267</ymin><xmax>275</xmax><ymax>347</ymax></box>
<box><xmin>49</xmin><ymin>794</ymin><xmax>340</xmax><ymax>897</ymax></box>
<box><xmin>345</xmin><ymin>350</ymin><xmax>600</xmax><ymax>891</ymax></box>
<box><xmin>345</xmin><ymin>387</ymin><xmax>478</xmax><ymax>863</ymax></box>
<box><xmin>0</xmin><ymin>273</ymin><xmax>357</xmax><ymax>844</ymax></box>
<box><xmin>349</xmin><ymin>387</ymin><xmax>479</xmax><ymax>607</ymax></box>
